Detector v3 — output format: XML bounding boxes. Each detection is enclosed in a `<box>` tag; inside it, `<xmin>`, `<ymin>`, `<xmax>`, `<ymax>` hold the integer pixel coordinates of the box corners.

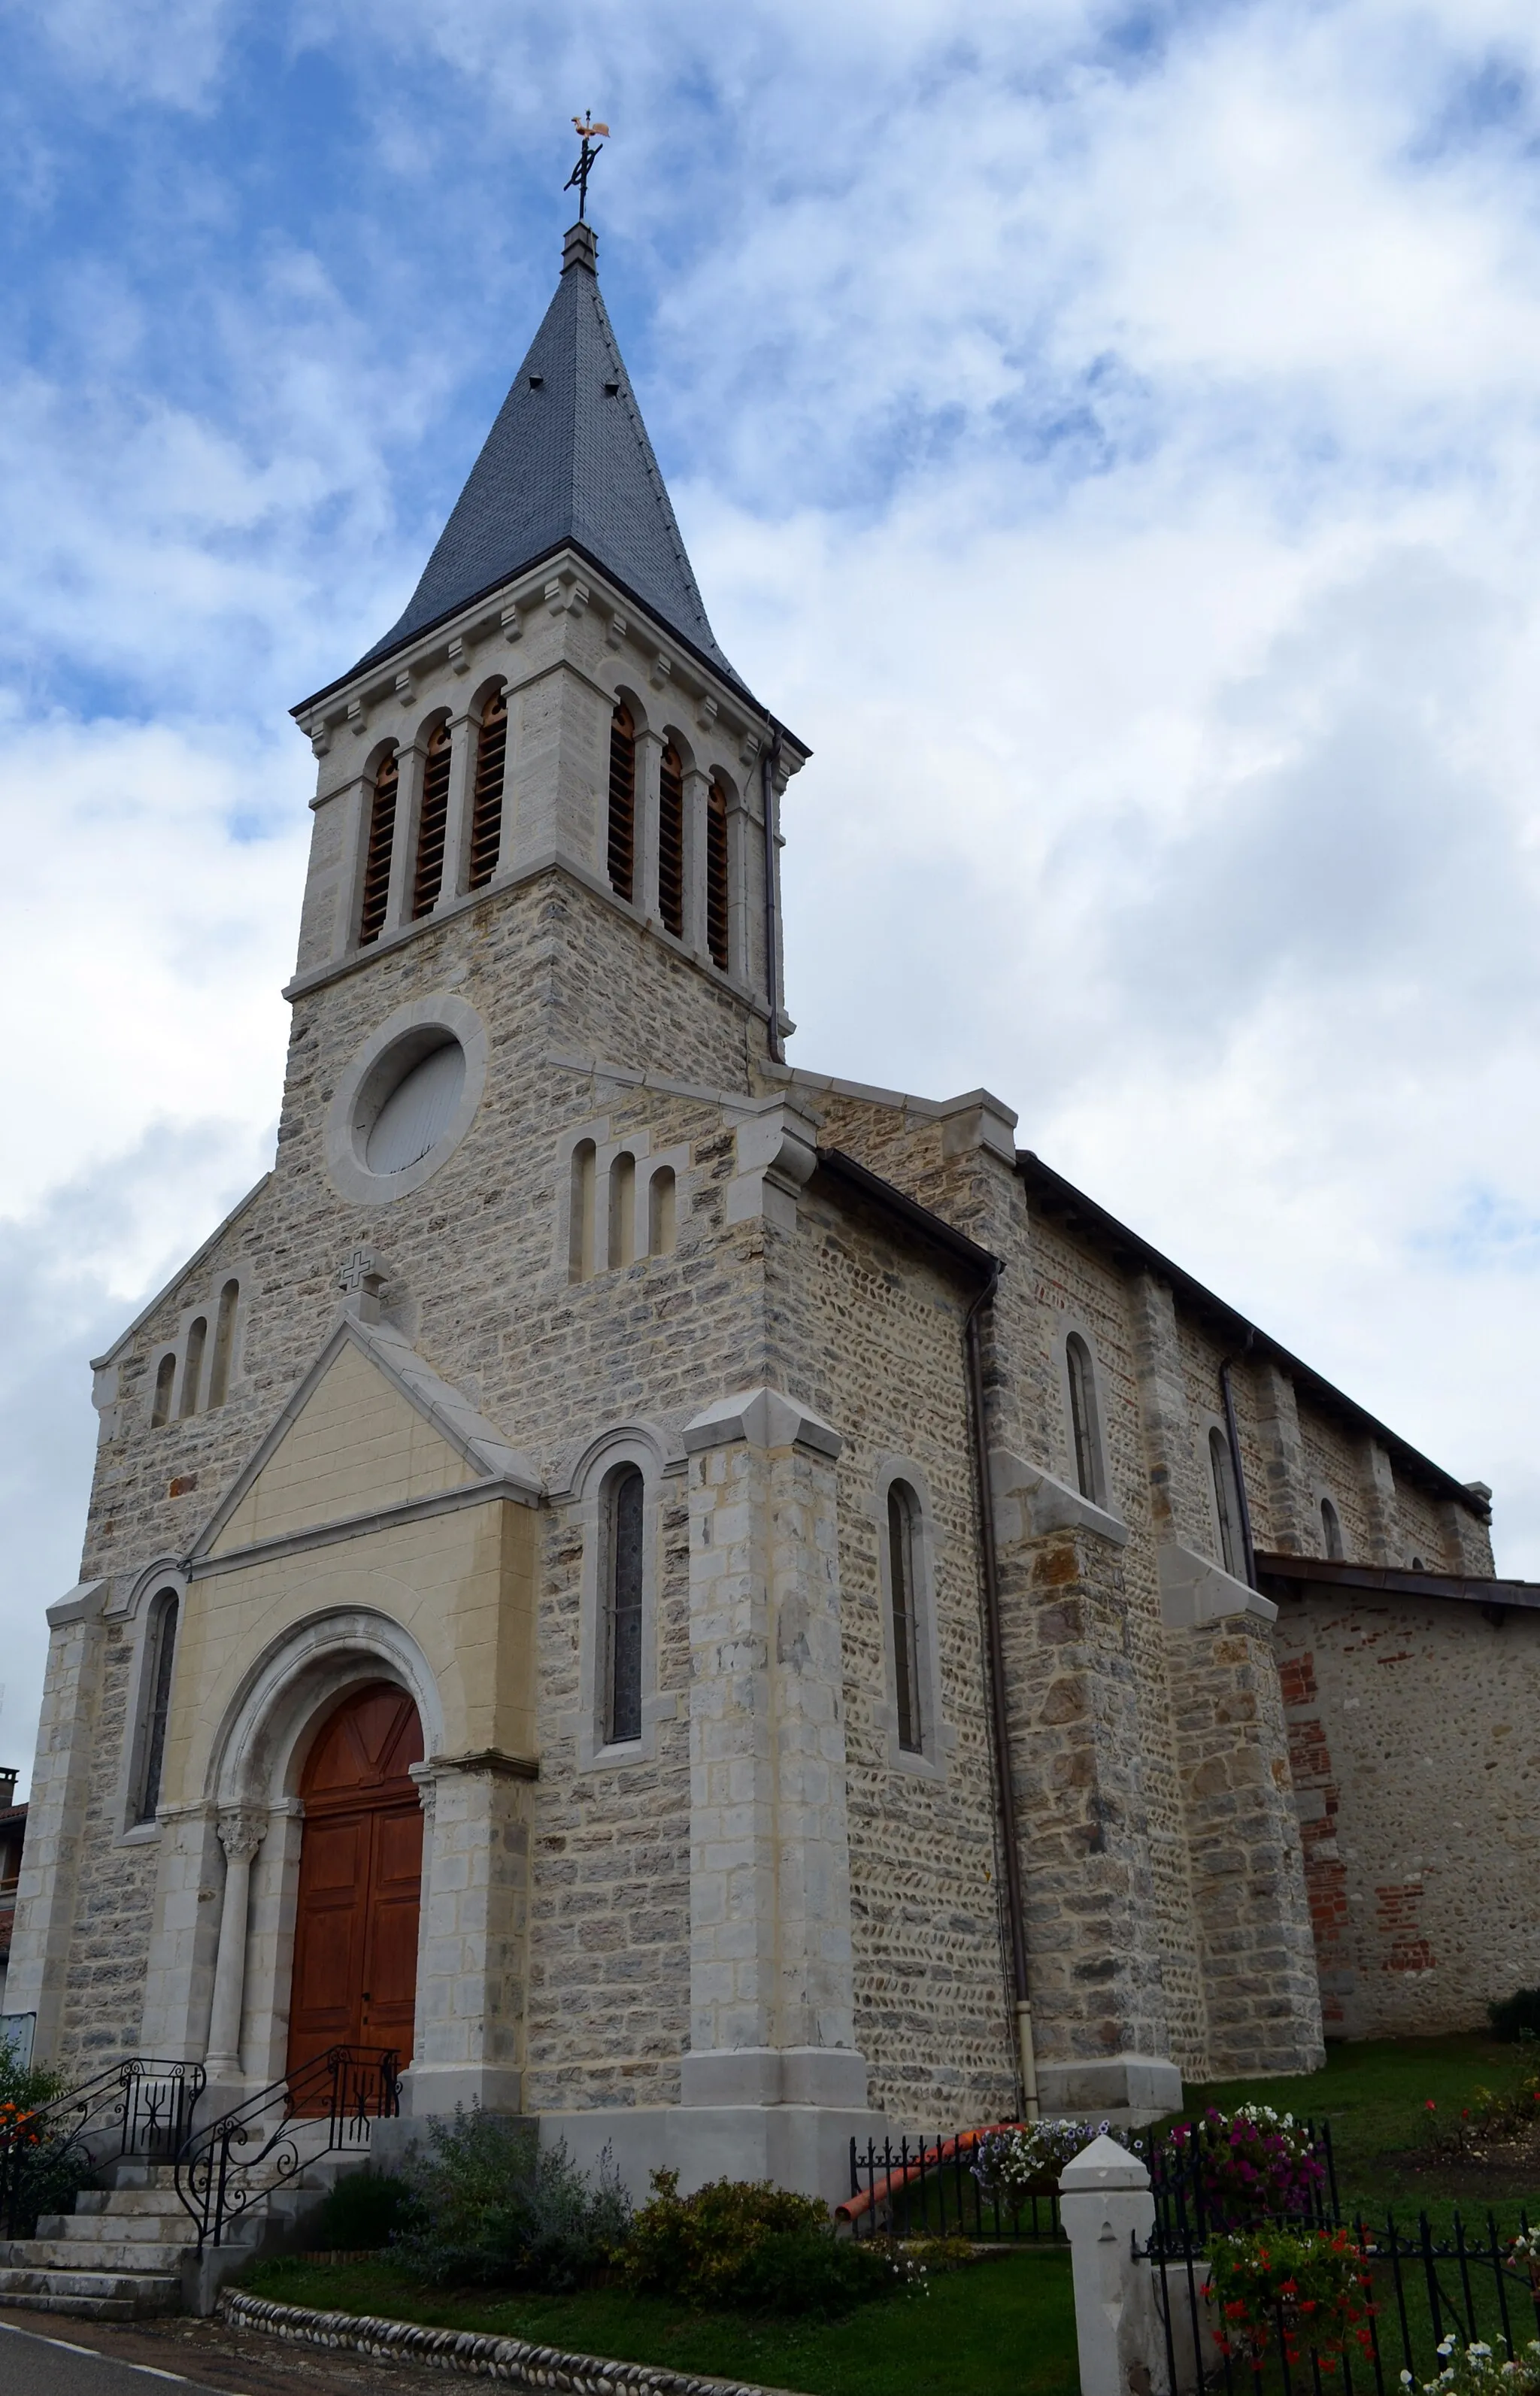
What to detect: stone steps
<box><xmin>0</xmin><ymin>2265</ymin><xmax>181</xmax><ymax>2319</ymax></box>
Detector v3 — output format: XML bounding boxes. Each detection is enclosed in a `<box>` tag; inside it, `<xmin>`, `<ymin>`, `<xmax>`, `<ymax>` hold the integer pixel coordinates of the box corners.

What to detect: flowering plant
<box><xmin>970</xmin><ymin>2119</ymin><xmax>1128</xmax><ymax>2206</ymax></box>
<box><xmin>1405</xmin><ymin>2335</ymin><xmax>1540</xmax><ymax>2396</ymax></box>
<box><xmin>1163</xmin><ymin>2105</ymin><xmax>1326</xmax><ymax>2228</ymax></box>
<box><xmin>1206</xmin><ymin>2225</ymin><xmax>1375</xmax><ymax>2373</ymax></box>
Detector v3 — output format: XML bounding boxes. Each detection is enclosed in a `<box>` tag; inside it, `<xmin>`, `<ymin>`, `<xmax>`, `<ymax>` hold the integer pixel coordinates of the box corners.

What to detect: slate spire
<box><xmin>356</xmin><ymin>222</ymin><xmax>740</xmax><ymax>686</ymax></box>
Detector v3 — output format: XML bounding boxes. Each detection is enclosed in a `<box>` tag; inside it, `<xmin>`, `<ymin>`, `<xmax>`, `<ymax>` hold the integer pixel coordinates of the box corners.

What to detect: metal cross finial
<box><xmin>565</xmin><ymin>114</ymin><xmax>609</xmax><ymax>220</ymax></box>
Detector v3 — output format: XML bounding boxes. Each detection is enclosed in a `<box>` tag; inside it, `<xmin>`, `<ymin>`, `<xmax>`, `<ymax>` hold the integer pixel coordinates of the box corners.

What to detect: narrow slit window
<box><xmin>468</xmin><ymin>690</ymin><xmax>508</xmax><ymax>888</ymax></box>
<box><xmin>135</xmin><ymin>1593</ymin><xmax>179</xmax><ymax>1824</ymax></box>
<box><xmin>608</xmin><ymin>703</ymin><xmax>635</xmax><ymax>901</ymax></box>
<box><xmin>1321</xmin><ymin>1497</ymin><xmax>1344</xmax><ymax>1560</ymax></box>
<box><xmin>657</xmin><ymin>742</ymin><xmax>684</xmax><ymax>937</ymax></box>
<box><xmin>1066</xmin><ymin>1333</ymin><xmax>1100</xmax><ymax>1503</ymax></box>
<box><xmin>606</xmin><ymin>1467</ymin><xmax>644</xmax><ymax>1744</ymax></box>
<box><xmin>887</xmin><ymin>1483</ymin><xmax>923</xmax><ymax>1755</ymax></box>
<box><xmin>151</xmin><ymin>1353</ymin><xmax>175</xmax><ymax>1429</ymax></box>
<box><xmin>706</xmin><ymin>777</ymin><xmax>730</xmax><ymax>970</ymax></box>
<box><xmin>648</xmin><ymin>1166</ymin><xmax>676</xmax><ymax>1257</ymax></box>
<box><xmin>180</xmin><ymin>1318</ymin><xmax>206</xmax><ymax>1418</ymax></box>
<box><xmin>1210</xmin><ymin>1427</ymin><xmax>1242</xmax><ymax>1580</ymax></box>
<box><xmin>412</xmin><ymin>722</ymin><xmax>452</xmax><ymax>917</ymax></box>
<box><xmin>206</xmin><ymin>1281</ymin><xmax>238</xmax><ymax>1410</ymax></box>
<box><xmin>359</xmin><ymin>750</ymin><xmax>399</xmax><ymax>944</ymax></box>
<box><xmin>569</xmin><ymin>1140</ymin><xmax>596</xmax><ymax>1281</ymax></box>
<box><xmin>608</xmin><ymin>1153</ymin><xmax>635</xmax><ymax>1269</ymax></box>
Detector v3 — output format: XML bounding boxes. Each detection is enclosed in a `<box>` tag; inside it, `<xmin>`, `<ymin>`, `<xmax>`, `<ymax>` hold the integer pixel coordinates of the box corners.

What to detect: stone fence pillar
<box><xmin>1060</xmin><ymin>2135</ymin><xmax>1214</xmax><ymax>2396</ymax></box>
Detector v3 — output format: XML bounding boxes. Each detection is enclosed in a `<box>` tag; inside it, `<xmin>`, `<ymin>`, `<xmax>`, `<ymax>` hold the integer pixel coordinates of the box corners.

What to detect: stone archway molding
<box><xmin>208</xmin><ymin>1605</ymin><xmax>445</xmax><ymax>1813</ymax></box>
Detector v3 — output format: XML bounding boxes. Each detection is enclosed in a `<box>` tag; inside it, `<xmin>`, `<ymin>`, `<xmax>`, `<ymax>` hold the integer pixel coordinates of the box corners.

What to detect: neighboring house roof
<box><xmin>1257</xmin><ymin>1551</ymin><xmax>1540</xmax><ymax>1613</ymax></box>
<box><xmin>319</xmin><ymin>223</ymin><xmax>744</xmax><ymax>702</ymax></box>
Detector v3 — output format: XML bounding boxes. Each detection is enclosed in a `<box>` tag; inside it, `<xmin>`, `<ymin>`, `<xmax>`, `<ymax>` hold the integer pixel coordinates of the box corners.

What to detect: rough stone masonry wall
<box><xmin>1276</xmin><ymin>1588</ymin><xmax>1540</xmax><ymax>2039</ymax></box>
<box><xmin>785</xmin><ymin>1171</ymin><xmax>1017</xmax><ymax>2132</ymax></box>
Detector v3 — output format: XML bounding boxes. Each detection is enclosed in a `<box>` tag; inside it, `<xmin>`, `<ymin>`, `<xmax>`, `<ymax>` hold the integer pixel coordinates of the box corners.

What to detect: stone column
<box><xmin>383</xmin><ymin>736</ymin><xmax>426</xmax><ymax>935</ymax></box>
<box><xmin>681</xmin><ymin>766</ymin><xmax>710</xmax><ymax>955</ymax></box>
<box><xmin>634</xmin><ymin>728</ymin><xmax>663</xmax><ymax>924</ymax></box>
<box><xmin>434</xmin><ymin>708</ymin><xmax>477</xmax><ymax>909</ymax></box>
<box><xmin>204</xmin><ymin>1812</ymin><xmax>265</xmax><ymax>2082</ymax></box>
<box><xmin>725</xmin><ymin>777</ymin><xmax>752</xmax><ymax>990</ymax></box>
<box><xmin>678</xmin><ymin>1388</ymin><xmax>884</xmax><ymax>2198</ymax></box>
<box><xmin>407</xmin><ymin>1753</ymin><xmax>533</xmax><ymax>2118</ymax></box>
<box><xmin>5</xmin><ymin>1583</ymin><xmax>107</xmax><ymax>2062</ymax></box>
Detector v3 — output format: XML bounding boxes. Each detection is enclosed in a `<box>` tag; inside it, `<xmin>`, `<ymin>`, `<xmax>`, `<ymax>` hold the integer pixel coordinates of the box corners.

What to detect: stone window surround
<box><xmin>323</xmin><ymin>993</ymin><xmax>489</xmax><ymax>1209</ymax></box>
<box><xmin>111</xmin><ymin>1560</ymin><xmax>188</xmax><ymax>1845</ymax></box>
<box><xmin>1196</xmin><ymin>1409</ymin><xmax>1246</xmax><ymax>1576</ymax></box>
<box><xmin>555</xmin><ymin>1118</ymin><xmax>691</xmax><ymax>1282</ymax></box>
<box><xmin>869</xmin><ymin>1454</ymin><xmax>953</xmax><ymax>1782</ymax></box>
<box><xmin>1052</xmin><ymin>1312</ymin><xmax>1114</xmax><ymax>1513</ymax></box>
<box><xmin>1312</xmin><ymin>1483</ymin><xmax>1347</xmax><ymax>1562</ymax></box>
<box><xmin>555</xmin><ymin>1420</ymin><xmax>683</xmax><ymax>1773</ymax></box>
<box><xmin>146</xmin><ymin>1275</ymin><xmax>246</xmax><ymax>1430</ymax></box>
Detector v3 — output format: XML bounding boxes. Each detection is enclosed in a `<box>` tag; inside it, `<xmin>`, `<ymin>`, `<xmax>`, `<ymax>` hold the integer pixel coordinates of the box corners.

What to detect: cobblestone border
<box><xmin>220</xmin><ymin>2290</ymin><xmax>781</xmax><ymax>2396</ymax></box>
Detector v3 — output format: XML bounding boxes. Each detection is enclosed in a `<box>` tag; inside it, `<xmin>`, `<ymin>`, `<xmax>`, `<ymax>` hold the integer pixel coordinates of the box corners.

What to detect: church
<box><xmin>10</xmin><ymin>207</ymin><xmax>1540</xmax><ymax>2206</ymax></box>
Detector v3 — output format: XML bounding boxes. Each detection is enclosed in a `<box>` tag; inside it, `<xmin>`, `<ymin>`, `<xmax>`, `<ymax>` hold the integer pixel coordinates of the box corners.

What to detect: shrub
<box><xmin>1206</xmin><ymin>2225</ymin><xmax>1375</xmax><ymax>2373</ymax></box>
<box><xmin>623</xmin><ymin>2170</ymin><xmax>901</xmax><ymax>2316</ymax></box>
<box><xmin>0</xmin><ymin>2065</ymin><xmax>90</xmax><ymax>2239</ymax></box>
<box><xmin>1488</xmin><ymin>1993</ymin><xmax>1540</xmax><ymax>2044</ymax></box>
<box><xmin>302</xmin><ymin>2168</ymin><xmax>418</xmax><ymax>2252</ymax></box>
<box><xmin>391</xmin><ymin>2109</ymin><xmax>630</xmax><ymax>2291</ymax></box>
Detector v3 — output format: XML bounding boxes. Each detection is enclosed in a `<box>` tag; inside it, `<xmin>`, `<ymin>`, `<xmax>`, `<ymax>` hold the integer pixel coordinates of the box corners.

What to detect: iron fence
<box><xmin>173</xmin><ymin>2043</ymin><xmax>399</xmax><ymax>2249</ymax></box>
<box><xmin>0</xmin><ymin>2055</ymin><xmax>205</xmax><ymax>2238</ymax></box>
<box><xmin>843</xmin><ymin>2128</ymin><xmax>1066</xmax><ymax>2242</ymax></box>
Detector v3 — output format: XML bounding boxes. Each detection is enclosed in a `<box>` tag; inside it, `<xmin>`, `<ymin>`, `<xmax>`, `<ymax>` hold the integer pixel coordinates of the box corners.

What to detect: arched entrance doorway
<box><xmin>286</xmin><ymin>1682</ymin><xmax>424</xmax><ymax>2082</ymax></box>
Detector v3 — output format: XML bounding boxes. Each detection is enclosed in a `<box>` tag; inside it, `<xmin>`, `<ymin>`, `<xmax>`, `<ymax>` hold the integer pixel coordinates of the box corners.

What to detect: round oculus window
<box><xmin>365</xmin><ymin>1039</ymin><xmax>466</xmax><ymax>1174</ymax></box>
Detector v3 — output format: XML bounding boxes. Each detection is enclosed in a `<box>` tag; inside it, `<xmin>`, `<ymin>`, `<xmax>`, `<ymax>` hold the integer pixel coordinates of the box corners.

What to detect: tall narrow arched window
<box><xmin>608</xmin><ymin>1153</ymin><xmax>636</xmax><ymax>1269</ymax></box>
<box><xmin>657</xmin><ymin>742</ymin><xmax>684</xmax><ymax>937</ymax></box>
<box><xmin>206</xmin><ymin>1280</ymin><xmax>239</xmax><ymax>1410</ymax></box>
<box><xmin>1065</xmin><ymin>1333</ymin><xmax>1102</xmax><ymax>1503</ymax></box>
<box><xmin>648</xmin><ymin>1166</ymin><xmax>676</xmax><ymax>1257</ymax></box>
<box><xmin>1321</xmin><ymin>1497</ymin><xmax>1344</xmax><ymax>1560</ymax></box>
<box><xmin>608</xmin><ymin>702</ymin><xmax>636</xmax><ymax>902</ymax></box>
<box><xmin>569</xmin><ymin>1140</ymin><xmax>597</xmax><ymax>1282</ymax></box>
<box><xmin>359</xmin><ymin>749</ymin><xmax>399</xmax><ymax>944</ymax></box>
<box><xmin>1210</xmin><ymin>1427</ymin><xmax>1243</xmax><ymax>1580</ymax></box>
<box><xmin>468</xmin><ymin>689</ymin><xmax>508</xmax><ymax>888</ymax></box>
<box><xmin>180</xmin><ymin>1318</ymin><xmax>206</xmax><ymax>1419</ymax></box>
<box><xmin>605</xmin><ymin>1466</ymin><xmax>644</xmax><ymax>1745</ymax></box>
<box><xmin>887</xmin><ymin>1482</ymin><xmax>923</xmax><ymax>1755</ymax></box>
<box><xmin>135</xmin><ymin>1591</ymin><xmax>179</xmax><ymax>1823</ymax></box>
<box><xmin>412</xmin><ymin>722</ymin><xmax>452</xmax><ymax>917</ymax></box>
<box><xmin>151</xmin><ymin>1353</ymin><xmax>175</xmax><ymax>1429</ymax></box>
<box><xmin>706</xmin><ymin>776</ymin><xmax>730</xmax><ymax>971</ymax></box>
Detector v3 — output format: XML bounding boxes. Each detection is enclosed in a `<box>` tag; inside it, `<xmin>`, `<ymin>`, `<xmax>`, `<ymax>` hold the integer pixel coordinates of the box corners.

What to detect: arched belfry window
<box><xmin>359</xmin><ymin>749</ymin><xmax>399</xmax><ymax>944</ymax></box>
<box><xmin>135</xmin><ymin>1591</ymin><xmax>180</xmax><ymax>1824</ymax></box>
<box><xmin>657</xmin><ymin>742</ymin><xmax>684</xmax><ymax>938</ymax></box>
<box><xmin>412</xmin><ymin>722</ymin><xmax>452</xmax><ymax>918</ymax></box>
<box><xmin>648</xmin><ymin>1166</ymin><xmax>676</xmax><ymax>1257</ymax></box>
<box><xmin>706</xmin><ymin>776</ymin><xmax>730</xmax><ymax>971</ymax></box>
<box><xmin>180</xmin><ymin>1318</ymin><xmax>206</xmax><ymax>1420</ymax></box>
<box><xmin>887</xmin><ymin>1482</ymin><xmax>923</xmax><ymax>1755</ymax></box>
<box><xmin>605</xmin><ymin>1466</ymin><xmax>644</xmax><ymax>1744</ymax></box>
<box><xmin>468</xmin><ymin>689</ymin><xmax>508</xmax><ymax>888</ymax></box>
<box><xmin>608</xmin><ymin>702</ymin><xmax>636</xmax><ymax>902</ymax></box>
<box><xmin>1321</xmin><ymin>1496</ymin><xmax>1344</xmax><ymax>1560</ymax></box>
<box><xmin>1210</xmin><ymin>1427</ymin><xmax>1243</xmax><ymax>1580</ymax></box>
<box><xmin>207</xmin><ymin>1279</ymin><xmax>239</xmax><ymax>1411</ymax></box>
<box><xmin>1065</xmin><ymin>1333</ymin><xmax>1102</xmax><ymax>1503</ymax></box>
<box><xmin>151</xmin><ymin>1353</ymin><xmax>175</xmax><ymax>1429</ymax></box>
<box><xmin>568</xmin><ymin>1140</ymin><xmax>597</xmax><ymax>1281</ymax></box>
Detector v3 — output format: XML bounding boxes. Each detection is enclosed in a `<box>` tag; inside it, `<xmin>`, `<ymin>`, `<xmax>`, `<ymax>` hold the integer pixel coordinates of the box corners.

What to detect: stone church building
<box><xmin>10</xmin><ymin>216</ymin><xmax>1539</xmax><ymax>2200</ymax></box>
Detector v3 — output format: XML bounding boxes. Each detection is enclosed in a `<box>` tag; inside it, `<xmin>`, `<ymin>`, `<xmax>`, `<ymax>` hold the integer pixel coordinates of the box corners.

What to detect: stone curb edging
<box><xmin>219</xmin><ymin>2290</ymin><xmax>779</xmax><ymax>2396</ymax></box>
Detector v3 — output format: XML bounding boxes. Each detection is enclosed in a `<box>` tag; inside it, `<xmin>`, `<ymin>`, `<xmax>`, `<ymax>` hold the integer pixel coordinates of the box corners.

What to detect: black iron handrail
<box><xmin>0</xmin><ymin>2055</ymin><xmax>205</xmax><ymax>2238</ymax></box>
<box><xmin>173</xmin><ymin>2044</ymin><xmax>399</xmax><ymax>2249</ymax></box>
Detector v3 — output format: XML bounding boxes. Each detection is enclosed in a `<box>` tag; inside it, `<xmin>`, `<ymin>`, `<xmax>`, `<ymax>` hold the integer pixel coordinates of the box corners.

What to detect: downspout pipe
<box><xmin>963</xmin><ymin>1266</ymin><xmax>1039</xmax><ymax>2122</ymax></box>
<box><xmin>759</xmin><ymin>726</ymin><xmax>784</xmax><ymax>1065</ymax></box>
<box><xmin>1219</xmin><ymin>1354</ymin><xmax>1258</xmax><ymax>1590</ymax></box>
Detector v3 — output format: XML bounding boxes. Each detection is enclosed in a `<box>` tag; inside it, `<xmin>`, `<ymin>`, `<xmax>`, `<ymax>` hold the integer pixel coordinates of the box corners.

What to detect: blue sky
<box><xmin>3</xmin><ymin>0</ymin><xmax>1540</xmax><ymax>1785</ymax></box>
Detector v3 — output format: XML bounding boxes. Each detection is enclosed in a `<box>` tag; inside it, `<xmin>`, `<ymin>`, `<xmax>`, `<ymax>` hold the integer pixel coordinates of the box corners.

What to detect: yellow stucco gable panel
<box><xmin>211</xmin><ymin>1339</ymin><xmax>474</xmax><ymax>1554</ymax></box>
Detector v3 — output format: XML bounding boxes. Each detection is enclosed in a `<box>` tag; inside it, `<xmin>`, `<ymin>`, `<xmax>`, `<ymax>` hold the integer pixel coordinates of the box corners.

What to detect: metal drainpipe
<box><xmin>760</xmin><ymin>728</ymin><xmax>784</xmax><ymax>1064</ymax></box>
<box><xmin>1219</xmin><ymin>1355</ymin><xmax>1258</xmax><ymax>1589</ymax></box>
<box><xmin>964</xmin><ymin>1266</ymin><xmax>1039</xmax><ymax>2121</ymax></box>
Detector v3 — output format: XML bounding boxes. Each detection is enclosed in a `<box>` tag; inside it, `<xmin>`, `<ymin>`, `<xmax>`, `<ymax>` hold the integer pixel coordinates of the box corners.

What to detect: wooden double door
<box><xmin>286</xmin><ymin>1683</ymin><xmax>424</xmax><ymax>2087</ymax></box>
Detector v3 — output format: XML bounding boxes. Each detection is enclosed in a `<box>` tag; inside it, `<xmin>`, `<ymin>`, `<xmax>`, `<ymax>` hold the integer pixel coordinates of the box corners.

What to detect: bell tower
<box><xmin>283</xmin><ymin>216</ymin><xmax>805</xmax><ymax>1094</ymax></box>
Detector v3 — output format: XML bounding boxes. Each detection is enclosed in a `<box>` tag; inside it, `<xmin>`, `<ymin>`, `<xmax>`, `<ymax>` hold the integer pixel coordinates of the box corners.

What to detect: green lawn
<box><xmin>238</xmin><ymin>2247</ymin><xmax>1078</xmax><ymax>2396</ymax></box>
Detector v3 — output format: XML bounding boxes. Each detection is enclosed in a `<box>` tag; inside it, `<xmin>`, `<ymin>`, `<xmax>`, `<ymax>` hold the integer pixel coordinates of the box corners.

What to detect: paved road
<box><xmin>0</xmin><ymin>2321</ymin><xmax>240</xmax><ymax>2394</ymax></box>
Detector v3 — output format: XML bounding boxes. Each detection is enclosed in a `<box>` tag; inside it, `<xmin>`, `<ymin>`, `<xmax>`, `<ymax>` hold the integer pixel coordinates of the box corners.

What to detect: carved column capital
<box><xmin>217</xmin><ymin>1810</ymin><xmax>266</xmax><ymax>1865</ymax></box>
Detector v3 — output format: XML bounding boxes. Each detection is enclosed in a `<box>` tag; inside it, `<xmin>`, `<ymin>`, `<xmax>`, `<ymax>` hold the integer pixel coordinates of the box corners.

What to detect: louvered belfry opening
<box><xmin>412</xmin><ymin>723</ymin><xmax>453</xmax><ymax>918</ymax></box>
<box><xmin>706</xmin><ymin>776</ymin><xmax>730</xmax><ymax>970</ymax></box>
<box><xmin>608</xmin><ymin>702</ymin><xmax>636</xmax><ymax>900</ymax></box>
<box><xmin>359</xmin><ymin>749</ymin><xmax>399</xmax><ymax>944</ymax></box>
<box><xmin>657</xmin><ymin>742</ymin><xmax>684</xmax><ymax>937</ymax></box>
<box><xmin>468</xmin><ymin>689</ymin><xmax>508</xmax><ymax>888</ymax></box>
